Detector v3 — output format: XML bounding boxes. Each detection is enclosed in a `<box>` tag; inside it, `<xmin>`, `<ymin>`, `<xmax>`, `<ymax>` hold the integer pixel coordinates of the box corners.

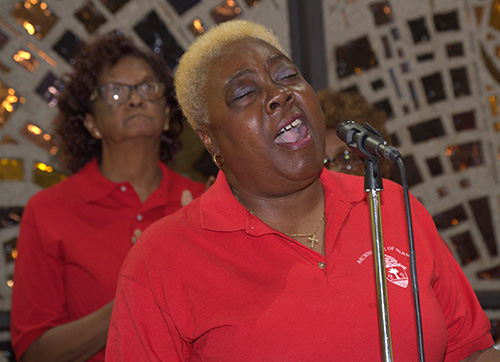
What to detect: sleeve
<box><xmin>414</xmin><ymin>201</ymin><xmax>494</xmax><ymax>361</ymax></box>
<box><xmin>10</xmin><ymin>198</ymin><xmax>70</xmax><ymax>358</ymax></box>
<box><xmin>106</xmin><ymin>254</ymin><xmax>190</xmax><ymax>362</ymax></box>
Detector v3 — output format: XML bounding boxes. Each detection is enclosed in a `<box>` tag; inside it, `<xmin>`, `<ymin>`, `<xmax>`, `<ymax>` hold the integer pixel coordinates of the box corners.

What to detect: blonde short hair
<box><xmin>174</xmin><ymin>20</ymin><xmax>286</xmax><ymax>129</ymax></box>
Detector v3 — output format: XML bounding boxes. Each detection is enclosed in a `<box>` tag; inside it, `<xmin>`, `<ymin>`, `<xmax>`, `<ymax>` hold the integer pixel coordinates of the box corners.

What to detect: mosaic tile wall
<box><xmin>322</xmin><ymin>0</ymin><xmax>500</xmax><ymax>323</ymax></box>
<box><xmin>1</xmin><ymin>0</ymin><xmax>500</xmax><ymax>351</ymax></box>
<box><xmin>0</xmin><ymin>0</ymin><xmax>290</xmax><ymax>310</ymax></box>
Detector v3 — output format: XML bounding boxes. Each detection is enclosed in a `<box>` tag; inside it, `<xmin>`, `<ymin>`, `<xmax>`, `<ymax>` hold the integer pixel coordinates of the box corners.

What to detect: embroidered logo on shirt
<box><xmin>385</xmin><ymin>255</ymin><xmax>408</xmax><ymax>288</ymax></box>
<box><xmin>356</xmin><ymin>246</ymin><xmax>409</xmax><ymax>289</ymax></box>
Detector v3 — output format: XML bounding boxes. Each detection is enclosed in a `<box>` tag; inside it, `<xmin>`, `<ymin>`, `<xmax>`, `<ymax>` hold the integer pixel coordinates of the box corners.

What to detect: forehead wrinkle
<box><xmin>99</xmin><ymin>62</ymin><xmax>156</xmax><ymax>86</ymax></box>
<box><xmin>266</xmin><ymin>53</ymin><xmax>289</xmax><ymax>66</ymax></box>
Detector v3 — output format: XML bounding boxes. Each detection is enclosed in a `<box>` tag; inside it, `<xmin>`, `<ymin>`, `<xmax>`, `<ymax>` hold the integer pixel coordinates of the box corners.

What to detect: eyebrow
<box><xmin>223</xmin><ymin>54</ymin><xmax>291</xmax><ymax>89</ymax></box>
<box><xmin>224</xmin><ymin>69</ymin><xmax>254</xmax><ymax>89</ymax></box>
<box><xmin>99</xmin><ymin>75</ymin><xmax>157</xmax><ymax>87</ymax></box>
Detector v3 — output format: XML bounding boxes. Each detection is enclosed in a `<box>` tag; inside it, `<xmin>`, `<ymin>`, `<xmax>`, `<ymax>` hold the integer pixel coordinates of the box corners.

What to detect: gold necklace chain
<box><xmin>284</xmin><ymin>213</ymin><xmax>325</xmax><ymax>249</ymax></box>
<box><xmin>234</xmin><ymin>194</ymin><xmax>325</xmax><ymax>249</ymax></box>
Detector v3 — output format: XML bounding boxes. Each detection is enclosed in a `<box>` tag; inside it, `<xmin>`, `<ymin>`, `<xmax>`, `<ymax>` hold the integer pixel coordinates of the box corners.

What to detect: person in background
<box><xmin>10</xmin><ymin>30</ymin><xmax>205</xmax><ymax>362</ymax></box>
<box><xmin>317</xmin><ymin>88</ymin><xmax>392</xmax><ymax>178</ymax></box>
<box><xmin>106</xmin><ymin>20</ymin><xmax>500</xmax><ymax>361</ymax></box>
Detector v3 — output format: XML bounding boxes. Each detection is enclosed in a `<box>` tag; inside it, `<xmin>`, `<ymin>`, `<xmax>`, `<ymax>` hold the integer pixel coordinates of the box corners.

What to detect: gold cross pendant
<box><xmin>308</xmin><ymin>235</ymin><xmax>319</xmax><ymax>248</ymax></box>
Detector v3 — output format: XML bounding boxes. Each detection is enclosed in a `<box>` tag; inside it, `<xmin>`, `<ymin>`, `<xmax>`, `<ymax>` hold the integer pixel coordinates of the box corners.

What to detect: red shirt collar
<box><xmin>70</xmin><ymin>158</ymin><xmax>172</xmax><ymax>203</ymax></box>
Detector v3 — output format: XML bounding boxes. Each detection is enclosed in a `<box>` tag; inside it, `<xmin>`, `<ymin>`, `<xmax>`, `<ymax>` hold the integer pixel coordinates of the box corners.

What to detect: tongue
<box><xmin>274</xmin><ymin>123</ymin><xmax>307</xmax><ymax>144</ymax></box>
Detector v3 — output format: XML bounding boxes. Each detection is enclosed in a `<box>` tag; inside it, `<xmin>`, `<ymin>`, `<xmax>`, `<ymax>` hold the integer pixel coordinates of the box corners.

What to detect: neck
<box><xmin>231</xmin><ymin>177</ymin><xmax>325</xmax><ymax>235</ymax></box>
<box><xmin>99</xmin><ymin>141</ymin><xmax>163</xmax><ymax>203</ymax></box>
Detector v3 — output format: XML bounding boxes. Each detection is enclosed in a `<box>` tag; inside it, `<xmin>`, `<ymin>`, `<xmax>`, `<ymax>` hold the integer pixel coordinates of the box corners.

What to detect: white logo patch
<box><xmin>385</xmin><ymin>255</ymin><xmax>408</xmax><ymax>288</ymax></box>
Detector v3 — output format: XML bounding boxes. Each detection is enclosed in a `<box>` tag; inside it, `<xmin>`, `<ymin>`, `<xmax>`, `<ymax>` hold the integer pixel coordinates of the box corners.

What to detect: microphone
<box><xmin>336</xmin><ymin>119</ymin><xmax>401</xmax><ymax>162</ymax></box>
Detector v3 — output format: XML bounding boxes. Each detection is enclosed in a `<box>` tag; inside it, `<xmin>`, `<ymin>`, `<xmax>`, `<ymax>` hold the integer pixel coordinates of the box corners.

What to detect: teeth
<box><xmin>277</xmin><ymin>119</ymin><xmax>302</xmax><ymax>136</ymax></box>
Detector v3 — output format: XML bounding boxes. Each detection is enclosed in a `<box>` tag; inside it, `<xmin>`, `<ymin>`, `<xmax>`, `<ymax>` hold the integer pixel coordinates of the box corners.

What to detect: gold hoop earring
<box><xmin>212</xmin><ymin>153</ymin><xmax>224</xmax><ymax>168</ymax></box>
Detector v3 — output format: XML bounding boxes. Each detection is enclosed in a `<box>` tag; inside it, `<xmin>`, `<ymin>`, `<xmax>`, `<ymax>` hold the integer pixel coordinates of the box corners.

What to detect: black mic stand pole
<box><xmin>364</xmin><ymin>156</ymin><xmax>394</xmax><ymax>362</ymax></box>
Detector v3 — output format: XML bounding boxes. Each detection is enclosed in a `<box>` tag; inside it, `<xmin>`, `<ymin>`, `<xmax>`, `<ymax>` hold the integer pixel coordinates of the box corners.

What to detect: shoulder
<box><xmin>26</xmin><ymin>174</ymin><xmax>77</xmax><ymax>208</ymax></box>
<box><xmin>138</xmin><ymin>196</ymin><xmax>202</xmax><ymax>244</ymax></box>
<box><xmin>122</xmin><ymin>198</ymin><xmax>203</xmax><ymax>274</ymax></box>
<box><xmin>161</xmin><ymin>164</ymin><xmax>205</xmax><ymax>197</ymax></box>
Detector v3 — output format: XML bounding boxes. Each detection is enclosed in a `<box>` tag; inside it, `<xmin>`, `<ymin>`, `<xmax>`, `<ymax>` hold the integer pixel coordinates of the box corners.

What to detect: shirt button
<box><xmin>120</xmin><ymin>185</ymin><xmax>127</xmax><ymax>192</ymax></box>
<box><xmin>318</xmin><ymin>262</ymin><xmax>326</xmax><ymax>269</ymax></box>
<box><xmin>136</xmin><ymin>214</ymin><xmax>143</xmax><ymax>221</ymax></box>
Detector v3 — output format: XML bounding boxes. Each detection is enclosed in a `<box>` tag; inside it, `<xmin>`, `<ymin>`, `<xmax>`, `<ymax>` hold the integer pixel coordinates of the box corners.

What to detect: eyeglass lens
<box><xmin>325</xmin><ymin>149</ymin><xmax>364</xmax><ymax>171</ymax></box>
<box><xmin>99</xmin><ymin>81</ymin><xmax>164</xmax><ymax>105</ymax></box>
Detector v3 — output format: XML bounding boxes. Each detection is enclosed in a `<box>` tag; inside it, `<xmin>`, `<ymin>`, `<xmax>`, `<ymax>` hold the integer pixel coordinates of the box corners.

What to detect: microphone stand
<box><xmin>364</xmin><ymin>156</ymin><xmax>394</xmax><ymax>362</ymax></box>
<box><xmin>338</xmin><ymin>120</ymin><xmax>424</xmax><ymax>361</ymax></box>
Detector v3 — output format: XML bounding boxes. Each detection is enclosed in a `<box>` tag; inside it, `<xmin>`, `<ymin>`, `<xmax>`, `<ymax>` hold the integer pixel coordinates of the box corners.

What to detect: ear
<box><xmin>84</xmin><ymin>113</ymin><xmax>102</xmax><ymax>139</ymax></box>
<box><xmin>196</xmin><ymin>125</ymin><xmax>218</xmax><ymax>156</ymax></box>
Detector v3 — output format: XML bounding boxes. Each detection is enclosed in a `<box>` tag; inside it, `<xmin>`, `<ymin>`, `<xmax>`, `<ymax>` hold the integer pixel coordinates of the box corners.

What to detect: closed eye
<box><xmin>280</xmin><ymin>71</ymin><xmax>298</xmax><ymax>80</ymax></box>
<box><xmin>232</xmin><ymin>87</ymin><xmax>255</xmax><ymax>101</ymax></box>
<box><xmin>275</xmin><ymin>65</ymin><xmax>300</xmax><ymax>81</ymax></box>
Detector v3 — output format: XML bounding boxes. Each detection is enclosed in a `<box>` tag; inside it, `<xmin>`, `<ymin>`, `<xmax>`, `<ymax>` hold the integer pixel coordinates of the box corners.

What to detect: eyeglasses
<box><xmin>324</xmin><ymin>149</ymin><xmax>364</xmax><ymax>172</ymax></box>
<box><xmin>89</xmin><ymin>80</ymin><xmax>165</xmax><ymax>105</ymax></box>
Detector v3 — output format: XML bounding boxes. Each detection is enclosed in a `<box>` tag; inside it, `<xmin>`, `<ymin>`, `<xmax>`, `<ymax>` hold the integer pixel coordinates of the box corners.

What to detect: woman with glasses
<box><xmin>10</xmin><ymin>31</ymin><xmax>205</xmax><ymax>362</ymax></box>
<box><xmin>317</xmin><ymin>89</ymin><xmax>392</xmax><ymax>178</ymax></box>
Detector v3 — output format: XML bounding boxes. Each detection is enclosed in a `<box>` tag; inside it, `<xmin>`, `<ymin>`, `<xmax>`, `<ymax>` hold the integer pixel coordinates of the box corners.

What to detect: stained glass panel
<box><xmin>134</xmin><ymin>11</ymin><xmax>184</xmax><ymax>69</ymax></box>
<box><xmin>32</xmin><ymin>162</ymin><xmax>66</xmax><ymax>188</ymax></box>
<box><xmin>0</xmin><ymin>158</ymin><xmax>23</xmax><ymax>181</ymax></box>
<box><xmin>12</xmin><ymin>0</ymin><xmax>58</xmax><ymax>39</ymax></box>
<box><xmin>446</xmin><ymin>141</ymin><xmax>483</xmax><ymax>171</ymax></box>
<box><xmin>165</xmin><ymin>0</ymin><xmax>200</xmax><ymax>15</ymax></box>
<box><xmin>35</xmin><ymin>72</ymin><xmax>65</xmax><ymax>108</ymax></box>
<box><xmin>421</xmin><ymin>73</ymin><xmax>446</xmax><ymax>104</ymax></box>
<box><xmin>450</xmin><ymin>232</ymin><xmax>479</xmax><ymax>265</ymax></box>
<box><xmin>75</xmin><ymin>1</ymin><xmax>107</xmax><ymax>34</ymax></box>
<box><xmin>335</xmin><ymin>36</ymin><xmax>378</xmax><ymax>78</ymax></box>
<box><xmin>369</xmin><ymin>2</ymin><xmax>393</xmax><ymax>26</ymax></box>
<box><xmin>433</xmin><ymin>11</ymin><xmax>460</xmax><ymax>31</ymax></box>
<box><xmin>210</xmin><ymin>0</ymin><xmax>242</xmax><ymax>24</ymax></box>
<box><xmin>409</xmin><ymin>118</ymin><xmax>445</xmax><ymax>143</ymax></box>
<box><xmin>20</xmin><ymin>123</ymin><xmax>58</xmax><ymax>155</ymax></box>
<box><xmin>0</xmin><ymin>207</ymin><xmax>23</xmax><ymax>229</ymax></box>
<box><xmin>433</xmin><ymin>205</ymin><xmax>467</xmax><ymax>231</ymax></box>
<box><xmin>13</xmin><ymin>49</ymin><xmax>38</xmax><ymax>71</ymax></box>
<box><xmin>408</xmin><ymin>17</ymin><xmax>430</xmax><ymax>44</ymax></box>
<box><xmin>100</xmin><ymin>0</ymin><xmax>130</xmax><ymax>14</ymax></box>
<box><xmin>52</xmin><ymin>31</ymin><xmax>85</xmax><ymax>65</ymax></box>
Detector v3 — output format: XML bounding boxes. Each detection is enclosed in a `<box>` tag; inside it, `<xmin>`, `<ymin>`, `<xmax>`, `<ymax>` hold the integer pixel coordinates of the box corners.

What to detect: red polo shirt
<box><xmin>11</xmin><ymin>159</ymin><xmax>205</xmax><ymax>361</ymax></box>
<box><xmin>107</xmin><ymin>169</ymin><xmax>493</xmax><ymax>362</ymax></box>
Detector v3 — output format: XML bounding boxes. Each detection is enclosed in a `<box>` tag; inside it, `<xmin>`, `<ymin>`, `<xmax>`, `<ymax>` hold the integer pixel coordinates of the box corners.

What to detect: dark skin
<box><xmin>84</xmin><ymin>56</ymin><xmax>170</xmax><ymax>203</ymax></box>
<box><xmin>196</xmin><ymin>37</ymin><xmax>500</xmax><ymax>360</ymax></box>
<box><xmin>197</xmin><ymin>37</ymin><xmax>327</xmax><ymax>255</ymax></box>
<box><xmin>21</xmin><ymin>56</ymin><xmax>171</xmax><ymax>362</ymax></box>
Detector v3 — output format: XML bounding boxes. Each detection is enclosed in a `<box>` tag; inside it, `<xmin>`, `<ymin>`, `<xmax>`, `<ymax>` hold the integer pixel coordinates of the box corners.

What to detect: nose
<box><xmin>265</xmin><ymin>85</ymin><xmax>293</xmax><ymax>114</ymax></box>
<box><xmin>127</xmin><ymin>86</ymin><xmax>144</xmax><ymax>107</ymax></box>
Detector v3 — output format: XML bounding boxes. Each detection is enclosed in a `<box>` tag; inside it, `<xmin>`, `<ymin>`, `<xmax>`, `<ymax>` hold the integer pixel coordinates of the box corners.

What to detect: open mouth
<box><xmin>274</xmin><ymin>119</ymin><xmax>308</xmax><ymax>145</ymax></box>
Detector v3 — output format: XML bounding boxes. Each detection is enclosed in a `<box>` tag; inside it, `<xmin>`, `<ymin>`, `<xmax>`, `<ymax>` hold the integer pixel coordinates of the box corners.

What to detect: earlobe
<box><xmin>84</xmin><ymin>113</ymin><xmax>102</xmax><ymax>139</ymax></box>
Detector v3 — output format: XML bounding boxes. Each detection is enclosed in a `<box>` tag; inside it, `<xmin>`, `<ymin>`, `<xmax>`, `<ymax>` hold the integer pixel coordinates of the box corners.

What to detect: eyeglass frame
<box><xmin>324</xmin><ymin>148</ymin><xmax>364</xmax><ymax>172</ymax></box>
<box><xmin>89</xmin><ymin>80</ymin><xmax>166</xmax><ymax>106</ymax></box>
